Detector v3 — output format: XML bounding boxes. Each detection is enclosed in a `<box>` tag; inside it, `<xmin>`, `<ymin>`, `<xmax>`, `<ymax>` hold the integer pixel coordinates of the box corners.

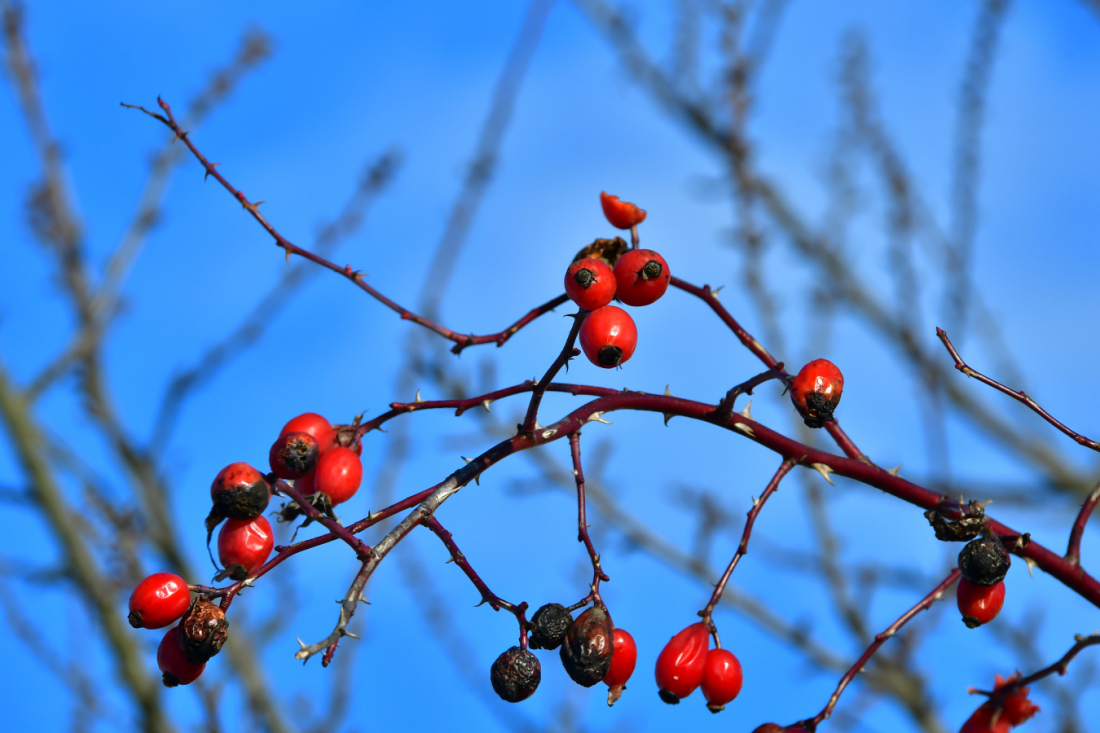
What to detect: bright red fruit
<box><xmin>157</xmin><ymin>626</ymin><xmax>205</xmax><ymax>687</ymax></box>
<box><xmin>603</xmin><ymin>628</ymin><xmax>637</xmax><ymax>688</ymax></box>
<box><xmin>579</xmin><ymin>306</ymin><xmax>638</xmax><ymax>369</ymax></box>
<box><xmin>789</xmin><ymin>358</ymin><xmax>844</xmax><ymax>428</ymax></box>
<box><xmin>613</xmin><ymin>249</ymin><xmax>670</xmax><ymax>306</ymax></box>
<box><xmin>655</xmin><ymin>622</ymin><xmax>710</xmax><ymax>704</ymax></box>
<box><xmin>218</xmin><ymin>516</ymin><xmax>274</xmax><ymax>579</ymax></box>
<box><xmin>961</xmin><ymin>673</ymin><xmax>1040</xmax><ymax>731</ymax></box>
<box><xmin>701</xmin><ymin>648</ymin><xmax>743</xmax><ymax>712</ymax></box>
<box><xmin>314</xmin><ymin>445</ymin><xmax>363</xmax><ymax>505</ymax></box>
<box><xmin>957</xmin><ymin>578</ymin><xmax>1005</xmax><ymax>628</ymax></box>
<box><xmin>269</xmin><ymin>431</ymin><xmax>320</xmax><ymax>480</ymax></box>
<box><xmin>280</xmin><ymin>412</ymin><xmax>336</xmax><ymax>452</ymax></box>
<box><xmin>565</xmin><ymin>258</ymin><xmax>617</xmax><ymax>311</ymax></box>
<box><xmin>959</xmin><ymin>721</ymin><xmax>1011</xmax><ymax>733</ymax></box>
<box><xmin>600</xmin><ymin>191</ymin><xmax>647</xmax><ymax>230</ymax></box>
<box><xmin>128</xmin><ymin>573</ymin><xmax>190</xmax><ymax>630</ymax></box>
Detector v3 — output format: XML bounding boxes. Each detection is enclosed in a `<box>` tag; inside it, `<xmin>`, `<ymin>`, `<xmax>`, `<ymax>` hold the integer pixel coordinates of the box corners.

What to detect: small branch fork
<box><xmin>276</xmin><ymin>479</ymin><xmax>372</xmax><ymax>561</ymax></box>
<box><xmin>423</xmin><ymin>516</ymin><xmax>531</xmax><ymax>648</ymax></box>
<box><xmin>569</xmin><ymin>432</ymin><xmax>610</xmax><ymax>608</ymax></box>
<box><xmin>1067</xmin><ymin>481</ymin><xmax>1100</xmax><ymax>566</ymax></box>
<box><xmin>521</xmin><ymin>312</ymin><xmax>585</xmax><ymax>434</ymax></box>
<box><xmin>970</xmin><ymin>632</ymin><xmax>1100</xmax><ymax>707</ymax></box>
<box><xmin>798</xmin><ymin>569</ymin><xmax>962</xmax><ymax>730</ymax></box>
<box><xmin>120</xmin><ymin>98</ymin><xmax>565</xmax><ymax>354</ymax></box>
<box><xmin>699</xmin><ymin>459</ymin><xmax>795</xmax><ymax>647</ymax></box>
<box><xmin>937</xmin><ymin>327</ymin><xmax>1100</xmax><ymax>452</ymax></box>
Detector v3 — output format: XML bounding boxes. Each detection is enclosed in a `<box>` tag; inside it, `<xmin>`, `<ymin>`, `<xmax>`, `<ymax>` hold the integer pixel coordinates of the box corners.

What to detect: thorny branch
<box><xmin>569</xmin><ymin>431</ymin><xmax>610</xmax><ymax>607</ymax></box>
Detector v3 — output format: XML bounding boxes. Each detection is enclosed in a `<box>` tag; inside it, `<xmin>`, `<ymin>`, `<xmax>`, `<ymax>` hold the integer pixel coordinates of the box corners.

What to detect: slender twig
<box><xmin>972</xmin><ymin>632</ymin><xmax>1100</xmax><ymax>703</ymax></box>
<box><xmin>569</xmin><ymin>432</ymin><xmax>610</xmax><ymax>607</ymax></box>
<box><xmin>802</xmin><ymin>569</ymin><xmax>961</xmax><ymax>729</ymax></box>
<box><xmin>521</xmin><ymin>312</ymin><xmax>585</xmax><ymax>433</ymax></box>
<box><xmin>293</xmin><ymin>560</ymin><xmax>372</xmax><ymax>666</ymax></box>
<box><xmin>1067</xmin><ymin>482</ymin><xmax>1100</xmax><ymax>566</ymax></box>
<box><xmin>714</xmin><ymin>366</ymin><xmax>785</xmax><ymax>417</ymax></box>
<box><xmin>424</xmin><ymin>516</ymin><xmax>531</xmax><ymax>648</ymax></box>
<box><xmin>938</xmin><ymin>327</ymin><xmax>1100</xmax><ymax>452</ymax></box>
<box><xmin>275</xmin><ymin>479</ymin><xmax>372</xmax><ymax>560</ymax></box>
<box><xmin>699</xmin><ymin>459</ymin><xmax>795</xmax><ymax>645</ymax></box>
<box><xmin>122</xmin><ymin>97</ymin><xmax>566</xmax><ymax>355</ymax></box>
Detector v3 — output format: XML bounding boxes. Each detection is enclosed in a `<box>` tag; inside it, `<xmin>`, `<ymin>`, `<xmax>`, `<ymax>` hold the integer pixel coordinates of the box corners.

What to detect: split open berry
<box><xmin>209</xmin><ymin>463</ymin><xmax>271</xmax><ymax>522</ymax></box>
<box><xmin>613</xmin><ymin>249</ymin><xmax>670</xmax><ymax>306</ymax></box>
<box><xmin>960</xmin><ymin>673</ymin><xmax>1040</xmax><ymax>731</ymax></box>
<box><xmin>789</xmin><ymin>358</ymin><xmax>844</xmax><ymax>428</ymax></box>
<box><xmin>957</xmin><ymin>578</ymin><xmax>1005</xmax><ymax>628</ymax></box>
<box><xmin>157</xmin><ymin>626</ymin><xmax>205</xmax><ymax>687</ymax></box>
<box><xmin>701</xmin><ymin>648</ymin><xmax>743</xmax><ymax>713</ymax></box>
<box><xmin>177</xmin><ymin>599</ymin><xmax>229</xmax><ymax>664</ymax></box>
<box><xmin>217</xmin><ymin>516</ymin><xmax>274</xmax><ymax>581</ymax></box>
<box><xmin>314</xmin><ymin>445</ymin><xmax>363</xmax><ymax>505</ymax></box>
<box><xmin>600</xmin><ymin>191</ymin><xmax>647</xmax><ymax>230</ymax></box>
<box><xmin>655</xmin><ymin>622</ymin><xmax>710</xmax><ymax>704</ymax></box>
<box><xmin>560</xmin><ymin>606</ymin><xmax>614</xmax><ymax>687</ymax></box>
<box><xmin>490</xmin><ymin>646</ymin><xmax>541</xmax><ymax>703</ymax></box>
<box><xmin>128</xmin><ymin>573</ymin><xmax>190</xmax><ymax>630</ymax></box>
<box><xmin>269</xmin><ymin>431</ymin><xmax>320</xmax><ymax>480</ymax></box>
<box><xmin>280</xmin><ymin>412</ymin><xmax>337</xmax><ymax>452</ymax></box>
<box><xmin>603</xmin><ymin>628</ymin><xmax>637</xmax><ymax>706</ymax></box>
<box><xmin>565</xmin><ymin>258</ymin><xmax>617</xmax><ymax>311</ymax></box>
<box><xmin>579</xmin><ymin>306</ymin><xmax>638</xmax><ymax>369</ymax></box>
<box><xmin>529</xmin><ymin>603</ymin><xmax>572</xmax><ymax>650</ymax></box>
<box><xmin>958</xmin><ymin>537</ymin><xmax>1011</xmax><ymax>586</ymax></box>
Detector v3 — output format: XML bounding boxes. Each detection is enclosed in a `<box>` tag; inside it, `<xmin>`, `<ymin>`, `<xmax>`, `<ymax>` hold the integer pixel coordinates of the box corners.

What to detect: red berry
<box><xmin>269</xmin><ymin>431</ymin><xmax>320</xmax><ymax>480</ymax></box>
<box><xmin>959</xmin><ymin>720</ymin><xmax>1011</xmax><ymax>733</ymax></box>
<box><xmin>314</xmin><ymin>446</ymin><xmax>363</xmax><ymax>505</ymax></box>
<box><xmin>579</xmin><ymin>306</ymin><xmax>638</xmax><ymax>369</ymax></box>
<box><xmin>957</xmin><ymin>578</ymin><xmax>1005</xmax><ymax>628</ymax></box>
<box><xmin>701</xmin><ymin>648</ymin><xmax>743</xmax><ymax>712</ymax></box>
<box><xmin>613</xmin><ymin>249</ymin><xmax>670</xmax><ymax>306</ymax></box>
<box><xmin>655</xmin><ymin>622</ymin><xmax>710</xmax><ymax>704</ymax></box>
<box><xmin>157</xmin><ymin>626</ymin><xmax>205</xmax><ymax>687</ymax></box>
<box><xmin>600</xmin><ymin>191</ymin><xmax>647</xmax><ymax>230</ymax></box>
<box><xmin>750</xmin><ymin>726</ymin><xmax>785</xmax><ymax>733</ymax></box>
<box><xmin>209</xmin><ymin>463</ymin><xmax>271</xmax><ymax>521</ymax></box>
<box><xmin>603</xmin><ymin>628</ymin><xmax>637</xmax><ymax>688</ymax></box>
<box><xmin>961</xmin><ymin>673</ymin><xmax>1039</xmax><ymax>731</ymax></box>
<box><xmin>280</xmin><ymin>413</ymin><xmax>336</xmax><ymax>452</ymax></box>
<box><xmin>789</xmin><ymin>359</ymin><xmax>844</xmax><ymax>428</ymax></box>
<box><xmin>128</xmin><ymin>573</ymin><xmax>190</xmax><ymax>630</ymax></box>
<box><xmin>217</xmin><ymin>516</ymin><xmax>274</xmax><ymax>580</ymax></box>
<box><xmin>565</xmin><ymin>258</ymin><xmax>616</xmax><ymax>311</ymax></box>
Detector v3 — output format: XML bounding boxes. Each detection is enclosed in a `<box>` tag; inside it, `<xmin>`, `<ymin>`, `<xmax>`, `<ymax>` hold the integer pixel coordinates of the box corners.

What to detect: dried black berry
<box><xmin>529</xmin><ymin>603</ymin><xmax>572</xmax><ymax>650</ymax></box>
<box><xmin>269</xmin><ymin>431</ymin><xmax>320</xmax><ymax>480</ymax></box>
<box><xmin>559</xmin><ymin>606</ymin><xmax>614</xmax><ymax>687</ymax></box>
<box><xmin>958</xmin><ymin>536</ymin><xmax>1011</xmax><ymax>586</ymax></box>
<box><xmin>177</xmin><ymin>600</ymin><xmax>229</xmax><ymax>664</ymax></box>
<box><xmin>490</xmin><ymin>646</ymin><xmax>541</xmax><ymax>703</ymax></box>
<box><xmin>925</xmin><ymin>500</ymin><xmax>985</xmax><ymax>542</ymax></box>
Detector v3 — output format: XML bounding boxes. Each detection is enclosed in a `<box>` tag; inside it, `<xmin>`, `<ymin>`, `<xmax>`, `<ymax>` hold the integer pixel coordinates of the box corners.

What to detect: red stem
<box><xmin>423</xmin><ymin>516</ymin><xmax>530</xmax><ymax>648</ymax></box>
<box><xmin>938</xmin><ymin>327</ymin><xmax>1100</xmax><ymax>452</ymax></box>
<box><xmin>1067</xmin><ymin>481</ymin><xmax>1100</xmax><ymax>565</ymax></box>
<box><xmin>805</xmin><ymin>569</ymin><xmax>962</xmax><ymax>729</ymax></box>
<box><xmin>973</xmin><ymin>632</ymin><xmax>1100</xmax><ymax>704</ymax></box>
<box><xmin>276</xmin><ymin>478</ymin><xmax>372</xmax><ymax>560</ymax></box>
<box><xmin>521</xmin><ymin>311</ymin><xmax>585</xmax><ymax>433</ymax></box>
<box><xmin>569</xmin><ymin>431</ymin><xmax>609</xmax><ymax>607</ymax></box>
<box><xmin>700</xmin><ymin>459</ymin><xmax>795</xmax><ymax>645</ymax></box>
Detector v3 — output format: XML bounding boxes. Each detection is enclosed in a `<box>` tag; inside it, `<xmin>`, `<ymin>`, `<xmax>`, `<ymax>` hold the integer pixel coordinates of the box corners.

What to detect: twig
<box><xmin>802</xmin><ymin>569</ymin><xmax>961</xmax><ymax>729</ymax></box>
<box><xmin>521</xmin><ymin>312</ymin><xmax>585</xmax><ymax>433</ymax></box>
<box><xmin>699</xmin><ymin>459</ymin><xmax>795</xmax><ymax>646</ymax></box>
<box><xmin>569</xmin><ymin>432</ymin><xmax>610</xmax><ymax>608</ymax></box>
<box><xmin>1067</xmin><ymin>482</ymin><xmax>1100</xmax><ymax>566</ymax></box>
<box><xmin>976</xmin><ymin>632</ymin><xmax>1100</xmax><ymax>702</ymax></box>
<box><xmin>937</xmin><ymin>327</ymin><xmax>1100</xmax><ymax>452</ymax></box>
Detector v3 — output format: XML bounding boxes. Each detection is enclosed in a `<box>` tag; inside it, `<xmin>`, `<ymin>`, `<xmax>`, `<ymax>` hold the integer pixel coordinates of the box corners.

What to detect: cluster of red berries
<box><xmin>655</xmin><ymin>622</ymin><xmax>744</xmax><ymax>713</ymax></box>
<box><xmin>128</xmin><ymin>411</ymin><xmax>363</xmax><ymax>687</ymax></box>
<box><xmin>564</xmin><ymin>193</ymin><xmax>670</xmax><ymax>369</ymax></box>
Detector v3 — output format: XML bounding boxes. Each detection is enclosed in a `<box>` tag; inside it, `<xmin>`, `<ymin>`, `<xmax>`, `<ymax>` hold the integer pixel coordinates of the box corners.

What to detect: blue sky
<box><xmin>2</xmin><ymin>2</ymin><xmax>1099</xmax><ymax>732</ymax></box>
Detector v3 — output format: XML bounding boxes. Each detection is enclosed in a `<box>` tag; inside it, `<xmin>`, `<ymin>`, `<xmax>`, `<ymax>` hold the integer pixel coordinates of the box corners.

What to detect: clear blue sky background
<box><xmin>1</xmin><ymin>2</ymin><xmax>1098</xmax><ymax>732</ymax></box>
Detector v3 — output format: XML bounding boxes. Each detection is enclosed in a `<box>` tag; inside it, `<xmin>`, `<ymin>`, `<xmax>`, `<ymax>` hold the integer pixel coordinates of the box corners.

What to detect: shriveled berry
<box><xmin>701</xmin><ymin>647</ymin><xmax>743</xmax><ymax>713</ymax></box>
<box><xmin>958</xmin><ymin>537</ymin><xmax>1011</xmax><ymax>586</ymax></box>
<box><xmin>600</xmin><ymin>191</ymin><xmax>647</xmax><ymax>230</ymax></box>
<box><xmin>529</xmin><ymin>603</ymin><xmax>572</xmax><ymax>650</ymax></box>
<box><xmin>280</xmin><ymin>412</ymin><xmax>336</xmax><ymax>452</ymax></box>
<box><xmin>565</xmin><ymin>258</ymin><xmax>617</xmax><ymax>311</ymax></box>
<box><xmin>269</xmin><ymin>431</ymin><xmax>320</xmax><ymax>480</ymax></box>
<box><xmin>925</xmin><ymin>500</ymin><xmax>986</xmax><ymax>542</ymax></box>
<box><xmin>490</xmin><ymin>646</ymin><xmax>541</xmax><ymax>703</ymax></box>
<box><xmin>128</xmin><ymin>572</ymin><xmax>190</xmax><ymax>630</ymax></box>
<box><xmin>177</xmin><ymin>599</ymin><xmax>229</xmax><ymax>664</ymax></box>
<box><xmin>655</xmin><ymin>622</ymin><xmax>709</xmax><ymax>704</ymax></box>
<box><xmin>559</xmin><ymin>606</ymin><xmax>614</xmax><ymax>687</ymax></box>
<box><xmin>209</xmin><ymin>463</ymin><xmax>271</xmax><ymax>522</ymax></box>
<box><xmin>157</xmin><ymin>626</ymin><xmax>205</xmax><ymax>687</ymax></box>
<box><xmin>573</xmin><ymin>236</ymin><xmax>629</xmax><ymax>268</ymax></box>
<box><xmin>957</xmin><ymin>578</ymin><xmax>1006</xmax><ymax>628</ymax></box>
<box><xmin>789</xmin><ymin>359</ymin><xmax>844</xmax><ymax>428</ymax></box>
<box><xmin>604</xmin><ymin>628</ymin><xmax>638</xmax><ymax>706</ymax></box>
<box><xmin>613</xmin><ymin>249</ymin><xmax>670</xmax><ymax>306</ymax></box>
